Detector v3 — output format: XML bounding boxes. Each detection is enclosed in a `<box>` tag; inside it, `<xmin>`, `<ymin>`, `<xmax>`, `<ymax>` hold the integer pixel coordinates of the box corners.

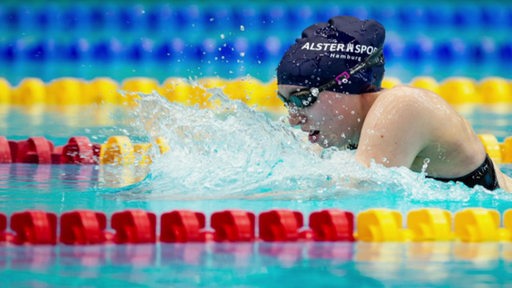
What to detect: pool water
<box><xmin>1</xmin><ymin>92</ymin><xmax>512</xmax><ymax>214</ymax></box>
<box><xmin>3</xmin><ymin>242</ymin><xmax>512</xmax><ymax>287</ymax></box>
<box><xmin>1</xmin><ymin>1</ymin><xmax>512</xmax><ymax>287</ymax></box>
<box><xmin>1</xmin><ymin>91</ymin><xmax>512</xmax><ymax>286</ymax></box>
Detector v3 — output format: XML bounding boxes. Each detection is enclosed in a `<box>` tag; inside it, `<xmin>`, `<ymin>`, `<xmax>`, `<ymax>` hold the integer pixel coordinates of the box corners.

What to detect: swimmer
<box><xmin>276</xmin><ymin>15</ymin><xmax>512</xmax><ymax>191</ymax></box>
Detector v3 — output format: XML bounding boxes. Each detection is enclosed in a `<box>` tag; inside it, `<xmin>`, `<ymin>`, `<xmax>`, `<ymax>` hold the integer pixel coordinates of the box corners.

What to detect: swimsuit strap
<box><xmin>428</xmin><ymin>155</ymin><xmax>499</xmax><ymax>190</ymax></box>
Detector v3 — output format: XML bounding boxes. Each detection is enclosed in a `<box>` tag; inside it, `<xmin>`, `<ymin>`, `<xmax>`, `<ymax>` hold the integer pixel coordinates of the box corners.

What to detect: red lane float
<box><xmin>60</xmin><ymin>210</ymin><xmax>108</xmax><ymax>245</ymax></box>
<box><xmin>0</xmin><ymin>135</ymin><xmax>169</xmax><ymax>166</ymax></box>
<box><xmin>10</xmin><ymin>210</ymin><xmax>57</xmax><ymax>245</ymax></box>
<box><xmin>9</xmin><ymin>137</ymin><xmax>54</xmax><ymax>164</ymax></box>
<box><xmin>259</xmin><ymin>209</ymin><xmax>305</xmax><ymax>242</ymax></box>
<box><xmin>3</xmin><ymin>136</ymin><xmax>101</xmax><ymax>165</ymax></box>
<box><xmin>2</xmin><ymin>208</ymin><xmax>512</xmax><ymax>245</ymax></box>
<box><xmin>160</xmin><ymin>210</ymin><xmax>207</xmax><ymax>243</ymax></box>
<box><xmin>309</xmin><ymin>209</ymin><xmax>355</xmax><ymax>241</ymax></box>
<box><xmin>0</xmin><ymin>136</ymin><xmax>11</xmax><ymax>163</ymax></box>
<box><xmin>0</xmin><ymin>213</ymin><xmax>6</xmax><ymax>242</ymax></box>
<box><xmin>211</xmin><ymin>210</ymin><xmax>256</xmax><ymax>242</ymax></box>
<box><xmin>60</xmin><ymin>136</ymin><xmax>101</xmax><ymax>164</ymax></box>
<box><xmin>0</xmin><ymin>209</ymin><xmax>359</xmax><ymax>245</ymax></box>
<box><xmin>111</xmin><ymin>210</ymin><xmax>157</xmax><ymax>244</ymax></box>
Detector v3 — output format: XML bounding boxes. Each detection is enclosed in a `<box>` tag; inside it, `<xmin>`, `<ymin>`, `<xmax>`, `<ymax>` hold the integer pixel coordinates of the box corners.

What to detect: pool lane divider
<box><xmin>0</xmin><ymin>135</ymin><xmax>170</xmax><ymax>165</ymax></box>
<box><xmin>1</xmin><ymin>76</ymin><xmax>286</xmax><ymax>112</ymax></box>
<box><xmin>1</xmin><ymin>133</ymin><xmax>512</xmax><ymax>165</ymax></box>
<box><xmin>1</xmin><ymin>76</ymin><xmax>511</xmax><ymax>108</ymax></box>
<box><xmin>1</xmin><ymin>208</ymin><xmax>512</xmax><ymax>245</ymax></box>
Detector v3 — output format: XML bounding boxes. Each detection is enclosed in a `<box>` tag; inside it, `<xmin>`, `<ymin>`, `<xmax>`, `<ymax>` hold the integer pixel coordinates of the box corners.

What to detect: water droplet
<box><xmin>421</xmin><ymin>158</ymin><xmax>430</xmax><ymax>174</ymax></box>
<box><xmin>240</xmin><ymin>25</ymin><xmax>245</xmax><ymax>31</ymax></box>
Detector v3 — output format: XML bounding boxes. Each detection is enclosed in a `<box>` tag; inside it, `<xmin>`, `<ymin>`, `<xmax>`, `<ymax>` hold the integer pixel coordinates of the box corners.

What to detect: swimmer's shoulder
<box><xmin>365</xmin><ymin>85</ymin><xmax>432</xmax><ymax>123</ymax></box>
<box><xmin>377</xmin><ymin>85</ymin><xmax>447</xmax><ymax>106</ymax></box>
<box><xmin>379</xmin><ymin>84</ymin><xmax>435</xmax><ymax>97</ymax></box>
<box><xmin>371</xmin><ymin>85</ymin><xmax>454</xmax><ymax>122</ymax></box>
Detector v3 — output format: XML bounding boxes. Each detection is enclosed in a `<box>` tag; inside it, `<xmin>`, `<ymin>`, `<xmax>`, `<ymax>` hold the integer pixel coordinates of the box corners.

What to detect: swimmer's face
<box><xmin>278</xmin><ymin>84</ymin><xmax>362</xmax><ymax>148</ymax></box>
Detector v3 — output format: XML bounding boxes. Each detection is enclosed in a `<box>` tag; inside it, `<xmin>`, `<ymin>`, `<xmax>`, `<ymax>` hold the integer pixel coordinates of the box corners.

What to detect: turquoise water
<box><xmin>1</xmin><ymin>93</ymin><xmax>512</xmax><ymax>216</ymax></box>
<box><xmin>2</xmin><ymin>243</ymin><xmax>512</xmax><ymax>287</ymax></box>
<box><xmin>1</xmin><ymin>94</ymin><xmax>512</xmax><ymax>286</ymax></box>
<box><xmin>2</xmin><ymin>1</ymin><xmax>512</xmax><ymax>287</ymax></box>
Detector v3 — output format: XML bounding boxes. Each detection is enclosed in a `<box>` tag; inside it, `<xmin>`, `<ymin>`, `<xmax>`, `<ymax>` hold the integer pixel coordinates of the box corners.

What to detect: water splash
<box><xmin>105</xmin><ymin>87</ymin><xmax>512</xmax><ymax>211</ymax></box>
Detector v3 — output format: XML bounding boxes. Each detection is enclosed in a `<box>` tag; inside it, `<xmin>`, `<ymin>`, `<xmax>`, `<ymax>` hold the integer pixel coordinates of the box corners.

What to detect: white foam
<box><xmin>109</xmin><ymin>87</ymin><xmax>512</xmax><ymax>207</ymax></box>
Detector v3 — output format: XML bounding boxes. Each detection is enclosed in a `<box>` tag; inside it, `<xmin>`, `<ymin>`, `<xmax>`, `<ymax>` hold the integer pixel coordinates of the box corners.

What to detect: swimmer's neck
<box><xmin>359</xmin><ymin>90</ymin><xmax>382</xmax><ymax>114</ymax></box>
<box><xmin>335</xmin><ymin>90</ymin><xmax>381</xmax><ymax>148</ymax></box>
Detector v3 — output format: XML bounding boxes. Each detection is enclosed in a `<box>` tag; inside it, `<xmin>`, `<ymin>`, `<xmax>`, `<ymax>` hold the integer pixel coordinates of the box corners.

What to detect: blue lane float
<box><xmin>0</xmin><ymin>37</ymin><xmax>510</xmax><ymax>66</ymax></box>
<box><xmin>2</xmin><ymin>3</ymin><xmax>512</xmax><ymax>32</ymax></box>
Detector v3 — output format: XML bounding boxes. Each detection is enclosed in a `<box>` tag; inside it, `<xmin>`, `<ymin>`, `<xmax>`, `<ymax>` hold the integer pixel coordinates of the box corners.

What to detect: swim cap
<box><xmin>277</xmin><ymin>16</ymin><xmax>386</xmax><ymax>94</ymax></box>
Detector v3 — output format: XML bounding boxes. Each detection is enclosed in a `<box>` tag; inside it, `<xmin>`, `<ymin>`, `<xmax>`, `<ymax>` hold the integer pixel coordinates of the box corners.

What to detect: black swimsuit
<box><xmin>428</xmin><ymin>155</ymin><xmax>499</xmax><ymax>190</ymax></box>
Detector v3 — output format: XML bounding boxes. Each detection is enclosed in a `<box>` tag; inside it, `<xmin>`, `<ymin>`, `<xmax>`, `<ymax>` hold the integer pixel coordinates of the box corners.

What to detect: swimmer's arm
<box><xmin>355</xmin><ymin>97</ymin><xmax>429</xmax><ymax>169</ymax></box>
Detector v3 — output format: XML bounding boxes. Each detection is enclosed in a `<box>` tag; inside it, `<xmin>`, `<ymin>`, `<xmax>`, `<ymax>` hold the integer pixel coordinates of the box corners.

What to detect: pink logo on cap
<box><xmin>335</xmin><ymin>71</ymin><xmax>350</xmax><ymax>84</ymax></box>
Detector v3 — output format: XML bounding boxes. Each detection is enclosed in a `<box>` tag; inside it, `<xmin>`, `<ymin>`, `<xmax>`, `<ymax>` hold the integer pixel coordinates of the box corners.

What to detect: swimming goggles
<box><xmin>277</xmin><ymin>47</ymin><xmax>384</xmax><ymax>109</ymax></box>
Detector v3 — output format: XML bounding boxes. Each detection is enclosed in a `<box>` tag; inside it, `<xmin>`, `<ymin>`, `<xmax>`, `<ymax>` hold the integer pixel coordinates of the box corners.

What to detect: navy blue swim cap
<box><xmin>277</xmin><ymin>16</ymin><xmax>386</xmax><ymax>94</ymax></box>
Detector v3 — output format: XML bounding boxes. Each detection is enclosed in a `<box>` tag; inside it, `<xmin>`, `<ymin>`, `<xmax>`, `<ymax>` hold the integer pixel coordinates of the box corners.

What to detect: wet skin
<box><xmin>278</xmin><ymin>84</ymin><xmax>512</xmax><ymax>191</ymax></box>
